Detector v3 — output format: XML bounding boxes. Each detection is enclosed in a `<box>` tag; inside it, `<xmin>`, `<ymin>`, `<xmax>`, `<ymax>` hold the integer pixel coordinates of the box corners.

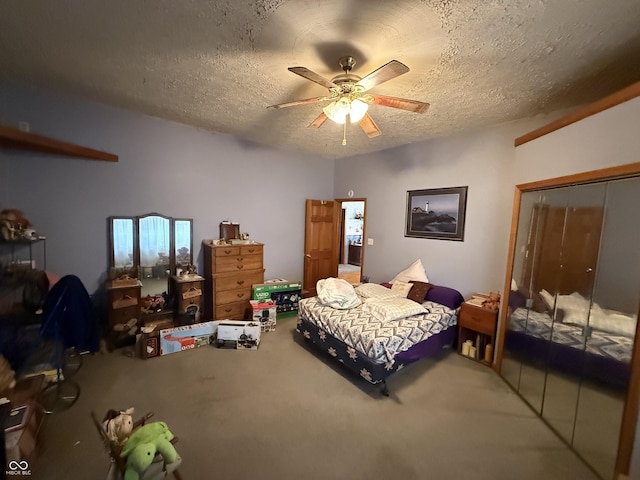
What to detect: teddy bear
<box><xmin>102</xmin><ymin>407</ymin><xmax>135</xmax><ymax>446</ymax></box>
<box><xmin>120</xmin><ymin>421</ymin><xmax>179</xmax><ymax>480</ymax></box>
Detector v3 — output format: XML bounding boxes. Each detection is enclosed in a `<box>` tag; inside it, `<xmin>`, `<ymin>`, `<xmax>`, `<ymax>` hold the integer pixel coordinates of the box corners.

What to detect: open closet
<box><xmin>496</xmin><ymin>82</ymin><xmax>640</xmax><ymax>480</ymax></box>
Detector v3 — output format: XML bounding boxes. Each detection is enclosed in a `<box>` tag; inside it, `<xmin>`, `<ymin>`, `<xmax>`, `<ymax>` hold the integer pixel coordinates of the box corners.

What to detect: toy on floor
<box><xmin>120</xmin><ymin>421</ymin><xmax>178</xmax><ymax>480</ymax></box>
<box><xmin>102</xmin><ymin>407</ymin><xmax>135</xmax><ymax>446</ymax></box>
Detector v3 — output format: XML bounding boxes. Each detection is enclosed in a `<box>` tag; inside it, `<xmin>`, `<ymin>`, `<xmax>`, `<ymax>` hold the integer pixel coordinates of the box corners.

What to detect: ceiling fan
<box><xmin>267</xmin><ymin>56</ymin><xmax>430</xmax><ymax>145</ymax></box>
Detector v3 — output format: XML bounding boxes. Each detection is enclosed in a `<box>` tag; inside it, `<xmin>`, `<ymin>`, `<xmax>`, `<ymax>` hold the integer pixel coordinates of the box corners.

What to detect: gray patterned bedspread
<box><xmin>509</xmin><ymin>308</ymin><xmax>633</xmax><ymax>363</ymax></box>
<box><xmin>298</xmin><ymin>297</ymin><xmax>457</xmax><ymax>364</ymax></box>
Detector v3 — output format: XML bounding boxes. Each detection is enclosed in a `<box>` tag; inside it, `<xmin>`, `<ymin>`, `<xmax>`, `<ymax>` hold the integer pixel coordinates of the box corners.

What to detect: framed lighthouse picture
<box><xmin>405</xmin><ymin>186</ymin><xmax>468</xmax><ymax>241</ymax></box>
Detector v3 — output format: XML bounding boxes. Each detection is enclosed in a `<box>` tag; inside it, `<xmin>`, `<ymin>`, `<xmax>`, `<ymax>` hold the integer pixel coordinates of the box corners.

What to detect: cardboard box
<box><xmin>159</xmin><ymin>321</ymin><xmax>216</xmax><ymax>356</ymax></box>
<box><xmin>250</xmin><ymin>299</ymin><xmax>277</xmax><ymax>332</ymax></box>
<box><xmin>137</xmin><ymin>331</ymin><xmax>160</xmax><ymax>359</ymax></box>
<box><xmin>216</xmin><ymin>320</ymin><xmax>261</xmax><ymax>350</ymax></box>
<box><xmin>252</xmin><ymin>281</ymin><xmax>302</xmax><ymax>318</ymax></box>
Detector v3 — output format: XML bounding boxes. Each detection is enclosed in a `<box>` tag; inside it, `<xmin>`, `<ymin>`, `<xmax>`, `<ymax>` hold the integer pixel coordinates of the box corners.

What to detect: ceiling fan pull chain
<box><xmin>342</xmin><ymin>120</ymin><xmax>347</xmax><ymax>146</ymax></box>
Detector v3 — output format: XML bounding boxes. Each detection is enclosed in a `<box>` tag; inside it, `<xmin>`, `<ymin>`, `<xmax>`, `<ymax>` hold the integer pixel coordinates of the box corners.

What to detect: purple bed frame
<box><xmin>296</xmin><ymin>283</ymin><xmax>464</xmax><ymax>396</ymax></box>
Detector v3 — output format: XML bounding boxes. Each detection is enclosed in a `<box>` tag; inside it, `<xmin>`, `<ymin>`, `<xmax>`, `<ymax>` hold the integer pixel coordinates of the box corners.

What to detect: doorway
<box><xmin>337</xmin><ymin>199</ymin><xmax>365</xmax><ymax>284</ymax></box>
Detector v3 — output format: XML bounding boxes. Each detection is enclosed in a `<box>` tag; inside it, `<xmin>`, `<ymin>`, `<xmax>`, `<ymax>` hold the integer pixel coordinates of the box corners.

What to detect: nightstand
<box><xmin>171</xmin><ymin>275</ymin><xmax>205</xmax><ymax>322</ymax></box>
<box><xmin>458</xmin><ymin>296</ymin><xmax>498</xmax><ymax>366</ymax></box>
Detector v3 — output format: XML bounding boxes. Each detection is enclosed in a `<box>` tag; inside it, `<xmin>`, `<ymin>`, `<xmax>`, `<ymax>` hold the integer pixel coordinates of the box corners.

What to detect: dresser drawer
<box><xmin>109</xmin><ymin>286</ymin><xmax>140</xmax><ymax>307</ymax></box>
<box><xmin>214</xmin><ymin>272</ymin><xmax>264</xmax><ymax>293</ymax></box>
<box><xmin>216</xmin><ymin>287</ymin><xmax>252</xmax><ymax>305</ymax></box>
<box><xmin>214</xmin><ymin>246</ymin><xmax>241</xmax><ymax>257</ymax></box>
<box><xmin>108</xmin><ymin>305</ymin><xmax>139</xmax><ymax>327</ymax></box>
<box><xmin>240</xmin><ymin>244</ymin><xmax>263</xmax><ymax>256</ymax></box>
<box><xmin>459</xmin><ymin>303</ymin><xmax>497</xmax><ymax>336</ymax></box>
<box><xmin>215</xmin><ymin>301</ymin><xmax>248</xmax><ymax>320</ymax></box>
<box><xmin>214</xmin><ymin>255</ymin><xmax>263</xmax><ymax>273</ymax></box>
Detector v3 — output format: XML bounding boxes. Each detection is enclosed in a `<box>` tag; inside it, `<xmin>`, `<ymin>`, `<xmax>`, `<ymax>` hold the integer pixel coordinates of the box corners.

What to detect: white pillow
<box><xmin>390</xmin><ymin>259</ymin><xmax>429</xmax><ymax>284</ymax></box>
<box><xmin>391</xmin><ymin>280</ymin><xmax>413</xmax><ymax>298</ymax></box>
<box><xmin>363</xmin><ymin>297</ymin><xmax>427</xmax><ymax>322</ymax></box>
<box><xmin>355</xmin><ymin>283</ymin><xmax>401</xmax><ymax>300</ymax></box>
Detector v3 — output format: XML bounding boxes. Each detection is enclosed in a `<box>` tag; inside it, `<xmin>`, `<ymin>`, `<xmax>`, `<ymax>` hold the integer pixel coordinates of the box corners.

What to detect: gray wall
<box><xmin>334</xmin><ymin>120</ymin><xmax>552</xmax><ymax>299</ymax></box>
<box><xmin>0</xmin><ymin>81</ymin><xmax>335</xmax><ymax>294</ymax></box>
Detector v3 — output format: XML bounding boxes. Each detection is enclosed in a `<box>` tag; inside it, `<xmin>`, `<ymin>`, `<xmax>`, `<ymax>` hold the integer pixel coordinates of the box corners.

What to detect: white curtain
<box><xmin>139</xmin><ymin>216</ymin><xmax>170</xmax><ymax>266</ymax></box>
<box><xmin>113</xmin><ymin>219</ymin><xmax>134</xmax><ymax>267</ymax></box>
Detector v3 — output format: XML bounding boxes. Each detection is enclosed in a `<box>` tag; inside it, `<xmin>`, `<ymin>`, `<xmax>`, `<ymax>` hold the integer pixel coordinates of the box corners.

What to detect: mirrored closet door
<box><xmin>499</xmin><ymin>174</ymin><xmax>640</xmax><ymax>479</ymax></box>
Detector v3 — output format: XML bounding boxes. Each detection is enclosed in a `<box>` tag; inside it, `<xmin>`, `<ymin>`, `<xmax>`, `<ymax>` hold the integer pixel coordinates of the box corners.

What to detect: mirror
<box><xmin>174</xmin><ymin>219</ymin><xmax>193</xmax><ymax>267</ymax></box>
<box><xmin>499</xmin><ymin>177</ymin><xmax>640</xmax><ymax>479</ymax></box>
<box><xmin>110</xmin><ymin>217</ymin><xmax>135</xmax><ymax>268</ymax></box>
<box><xmin>108</xmin><ymin>213</ymin><xmax>193</xmax><ymax>299</ymax></box>
<box><xmin>138</xmin><ymin>214</ymin><xmax>172</xmax><ymax>297</ymax></box>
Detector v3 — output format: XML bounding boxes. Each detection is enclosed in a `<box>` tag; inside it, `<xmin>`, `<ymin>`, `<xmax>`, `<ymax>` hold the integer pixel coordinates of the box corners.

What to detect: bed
<box><xmin>295</xmin><ymin>280</ymin><xmax>464</xmax><ymax>395</ymax></box>
<box><xmin>504</xmin><ymin>290</ymin><xmax>636</xmax><ymax>390</ymax></box>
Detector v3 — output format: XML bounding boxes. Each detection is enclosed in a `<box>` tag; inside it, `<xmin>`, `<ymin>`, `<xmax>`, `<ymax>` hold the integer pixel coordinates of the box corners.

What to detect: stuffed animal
<box><xmin>141</xmin><ymin>295</ymin><xmax>165</xmax><ymax>314</ymax></box>
<box><xmin>0</xmin><ymin>209</ymin><xmax>32</xmax><ymax>241</ymax></box>
<box><xmin>482</xmin><ymin>292</ymin><xmax>501</xmax><ymax>311</ymax></box>
<box><xmin>120</xmin><ymin>421</ymin><xmax>178</xmax><ymax>480</ymax></box>
<box><xmin>102</xmin><ymin>407</ymin><xmax>135</xmax><ymax>446</ymax></box>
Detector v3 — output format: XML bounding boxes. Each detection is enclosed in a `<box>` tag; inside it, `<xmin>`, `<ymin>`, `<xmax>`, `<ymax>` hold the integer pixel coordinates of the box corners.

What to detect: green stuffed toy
<box><xmin>120</xmin><ymin>421</ymin><xmax>178</xmax><ymax>480</ymax></box>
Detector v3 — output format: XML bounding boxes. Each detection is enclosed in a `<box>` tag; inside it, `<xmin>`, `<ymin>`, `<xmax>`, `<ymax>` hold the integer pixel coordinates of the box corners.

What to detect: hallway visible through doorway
<box><xmin>338</xmin><ymin>263</ymin><xmax>360</xmax><ymax>284</ymax></box>
<box><xmin>337</xmin><ymin>200</ymin><xmax>365</xmax><ymax>284</ymax></box>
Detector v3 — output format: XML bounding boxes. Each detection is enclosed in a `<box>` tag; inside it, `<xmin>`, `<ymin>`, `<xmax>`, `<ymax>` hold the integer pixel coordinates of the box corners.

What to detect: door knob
<box><xmin>304</xmin><ymin>254</ymin><xmax>311</xmax><ymax>258</ymax></box>
<box><xmin>586</xmin><ymin>268</ymin><xmax>593</xmax><ymax>273</ymax></box>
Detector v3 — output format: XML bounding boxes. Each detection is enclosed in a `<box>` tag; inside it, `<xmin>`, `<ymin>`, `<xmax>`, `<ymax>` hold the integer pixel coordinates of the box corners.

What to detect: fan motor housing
<box><xmin>330</xmin><ymin>73</ymin><xmax>362</xmax><ymax>94</ymax></box>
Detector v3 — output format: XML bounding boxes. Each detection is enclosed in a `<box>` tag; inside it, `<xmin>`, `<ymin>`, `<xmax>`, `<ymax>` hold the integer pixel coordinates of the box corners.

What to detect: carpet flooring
<box><xmin>28</xmin><ymin>319</ymin><xmax>600</xmax><ymax>480</ymax></box>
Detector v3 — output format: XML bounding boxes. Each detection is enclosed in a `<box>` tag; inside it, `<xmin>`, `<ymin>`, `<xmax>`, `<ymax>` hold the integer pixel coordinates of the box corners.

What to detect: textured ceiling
<box><xmin>1</xmin><ymin>1</ymin><xmax>640</xmax><ymax>159</ymax></box>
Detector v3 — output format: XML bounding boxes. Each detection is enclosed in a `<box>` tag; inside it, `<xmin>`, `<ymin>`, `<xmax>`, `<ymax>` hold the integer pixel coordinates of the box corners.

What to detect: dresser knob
<box><xmin>237</xmin><ymin>280</ymin><xmax>245</xmax><ymax>285</ymax></box>
<box><xmin>237</xmin><ymin>265</ymin><xmax>244</xmax><ymax>270</ymax></box>
<box><xmin>224</xmin><ymin>249</ymin><xmax>232</xmax><ymax>254</ymax></box>
<box><xmin>237</xmin><ymin>293</ymin><xmax>245</xmax><ymax>298</ymax></box>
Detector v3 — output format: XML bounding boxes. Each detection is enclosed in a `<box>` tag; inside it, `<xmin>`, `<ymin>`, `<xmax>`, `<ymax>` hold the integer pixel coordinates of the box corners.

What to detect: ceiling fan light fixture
<box><xmin>349</xmin><ymin>99</ymin><xmax>369</xmax><ymax>123</ymax></box>
<box><xmin>323</xmin><ymin>97</ymin><xmax>369</xmax><ymax>124</ymax></box>
<box><xmin>323</xmin><ymin>97</ymin><xmax>350</xmax><ymax>124</ymax></box>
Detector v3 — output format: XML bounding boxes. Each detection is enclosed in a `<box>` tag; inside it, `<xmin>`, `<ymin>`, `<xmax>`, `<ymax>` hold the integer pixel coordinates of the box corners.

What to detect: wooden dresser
<box><xmin>107</xmin><ymin>283</ymin><xmax>142</xmax><ymax>348</ymax></box>
<box><xmin>202</xmin><ymin>241</ymin><xmax>264</xmax><ymax>320</ymax></box>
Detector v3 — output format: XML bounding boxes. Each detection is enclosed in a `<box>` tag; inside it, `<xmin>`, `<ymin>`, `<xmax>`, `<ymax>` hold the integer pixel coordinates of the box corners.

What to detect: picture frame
<box><xmin>405</xmin><ymin>186</ymin><xmax>468</xmax><ymax>241</ymax></box>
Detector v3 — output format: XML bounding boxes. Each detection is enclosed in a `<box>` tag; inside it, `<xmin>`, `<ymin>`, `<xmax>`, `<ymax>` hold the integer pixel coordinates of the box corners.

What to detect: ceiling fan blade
<box><xmin>308</xmin><ymin>112</ymin><xmax>328</xmax><ymax>128</ymax></box>
<box><xmin>370</xmin><ymin>94</ymin><xmax>430</xmax><ymax>114</ymax></box>
<box><xmin>288</xmin><ymin>67</ymin><xmax>337</xmax><ymax>89</ymax></box>
<box><xmin>356</xmin><ymin>60</ymin><xmax>410</xmax><ymax>91</ymax></box>
<box><xmin>267</xmin><ymin>97</ymin><xmax>325</xmax><ymax>110</ymax></box>
<box><xmin>358</xmin><ymin>113</ymin><xmax>381</xmax><ymax>138</ymax></box>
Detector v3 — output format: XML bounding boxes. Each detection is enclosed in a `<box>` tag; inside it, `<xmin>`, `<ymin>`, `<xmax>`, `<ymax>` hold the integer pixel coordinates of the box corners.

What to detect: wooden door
<box><xmin>558</xmin><ymin>206</ymin><xmax>603</xmax><ymax>296</ymax></box>
<box><xmin>303</xmin><ymin>199</ymin><xmax>339</xmax><ymax>297</ymax></box>
<box><xmin>523</xmin><ymin>205</ymin><xmax>603</xmax><ymax>297</ymax></box>
<box><xmin>531</xmin><ymin>205</ymin><xmax>565</xmax><ymax>294</ymax></box>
